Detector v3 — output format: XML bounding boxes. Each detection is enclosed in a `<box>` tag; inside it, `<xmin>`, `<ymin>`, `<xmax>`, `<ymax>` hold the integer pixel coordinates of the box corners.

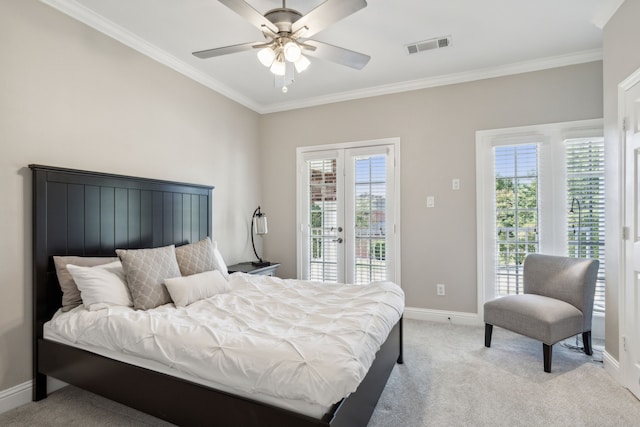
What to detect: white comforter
<box><xmin>45</xmin><ymin>273</ymin><xmax>404</xmax><ymax>407</ymax></box>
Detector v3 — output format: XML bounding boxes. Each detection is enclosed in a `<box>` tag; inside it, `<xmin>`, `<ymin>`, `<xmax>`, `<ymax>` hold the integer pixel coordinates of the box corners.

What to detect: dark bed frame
<box><xmin>31</xmin><ymin>164</ymin><xmax>403</xmax><ymax>427</ymax></box>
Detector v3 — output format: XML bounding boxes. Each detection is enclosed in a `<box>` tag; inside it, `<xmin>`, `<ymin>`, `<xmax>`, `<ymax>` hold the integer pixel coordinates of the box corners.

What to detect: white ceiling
<box><xmin>42</xmin><ymin>0</ymin><xmax>623</xmax><ymax>114</ymax></box>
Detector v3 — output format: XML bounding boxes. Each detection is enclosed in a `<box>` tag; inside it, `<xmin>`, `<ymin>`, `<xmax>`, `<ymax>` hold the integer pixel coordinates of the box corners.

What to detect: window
<box><xmin>494</xmin><ymin>144</ymin><xmax>539</xmax><ymax>296</ymax></box>
<box><xmin>566</xmin><ymin>137</ymin><xmax>606</xmax><ymax>310</ymax></box>
<box><xmin>477</xmin><ymin>119</ymin><xmax>605</xmax><ymax>314</ymax></box>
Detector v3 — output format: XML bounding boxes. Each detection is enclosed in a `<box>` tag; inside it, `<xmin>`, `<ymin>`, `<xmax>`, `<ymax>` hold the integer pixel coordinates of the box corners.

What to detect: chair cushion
<box><xmin>484</xmin><ymin>294</ymin><xmax>584</xmax><ymax>345</ymax></box>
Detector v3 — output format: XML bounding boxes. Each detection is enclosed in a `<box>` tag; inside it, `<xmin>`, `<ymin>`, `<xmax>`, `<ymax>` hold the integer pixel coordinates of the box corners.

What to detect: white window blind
<box><xmin>566</xmin><ymin>138</ymin><xmax>606</xmax><ymax>311</ymax></box>
<box><xmin>494</xmin><ymin>144</ymin><xmax>539</xmax><ymax>296</ymax></box>
<box><xmin>308</xmin><ymin>158</ymin><xmax>338</xmax><ymax>282</ymax></box>
<box><xmin>354</xmin><ymin>154</ymin><xmax>387</xmax><ymax>284</ymax></box>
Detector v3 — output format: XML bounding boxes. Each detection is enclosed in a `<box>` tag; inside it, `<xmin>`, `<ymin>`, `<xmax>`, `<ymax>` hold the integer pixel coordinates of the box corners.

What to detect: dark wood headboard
<box><xmin>30</xmin><ymin>164</ymin><xmax>214</xmax><ymax>341</ymax></box>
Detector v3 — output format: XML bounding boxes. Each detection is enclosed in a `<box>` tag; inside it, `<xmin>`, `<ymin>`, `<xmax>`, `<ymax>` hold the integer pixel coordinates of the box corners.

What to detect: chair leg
<box><xmin>485</xmin><ymin>324</ymin><xmax>493</xmax><ymax>348</ymax></box>
<box><xmin>543</xmin><ymin>343</ymin><xmax>552</xmax><ymax>373</ymax></box>
<box><xmin>582</xmin><ymin>331</ymin><xmax>592</xmax><ymax>356</ymax></box>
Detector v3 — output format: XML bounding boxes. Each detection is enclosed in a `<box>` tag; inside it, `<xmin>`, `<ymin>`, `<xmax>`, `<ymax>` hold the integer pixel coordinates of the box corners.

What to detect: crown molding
<box><xmin>39</xmin><ymin>0</ymin><xmax>261</xmax><ymax>113</ymax></box>
<box><xmin>39</xmin><ymin>1</ymin><xmax>603</xmax><ymax>115</ymax></box>
<box><xmin>260</xmin><ymin>49</ymin><xmax>603</xmax><ymax>114</ymax></box>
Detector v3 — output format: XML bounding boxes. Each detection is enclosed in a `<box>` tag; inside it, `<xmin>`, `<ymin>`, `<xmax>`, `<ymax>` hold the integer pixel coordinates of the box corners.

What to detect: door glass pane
<box><xmin>307</xmin><ymin>158</ymin><xmax>338</xmax><ymax>282</ymax></box>
<box><xmin>354</xmin><ymin>155</ymin><xmax>387</xmax><ymax>284</ymax></box>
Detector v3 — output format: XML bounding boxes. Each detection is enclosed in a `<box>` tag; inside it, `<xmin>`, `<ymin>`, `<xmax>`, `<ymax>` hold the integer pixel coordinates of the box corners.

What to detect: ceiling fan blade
<box><xmin>292</xmin><ymin>0</ymin><xmax>367</xmax><ymax>38</ymax></box>
<box><xmin>304</xmin><ymin>41</ymin><xmax>370</xmax><ymax>70</ymax></box>
<box><xmin>193</xmin><ymin>42</ymin><xmax>258</xmax><ymax>59</ymax></box>
<box><xmin>218</xmin><ymin>0</ymin><xmax>278</xmax><ymax>34</ymax></box>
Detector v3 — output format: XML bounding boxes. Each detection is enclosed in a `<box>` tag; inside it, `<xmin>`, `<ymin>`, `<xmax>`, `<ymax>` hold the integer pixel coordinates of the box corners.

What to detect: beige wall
<box><xmin>0</xmin><ymin>0</ymin><xmax>613</xmax><ymax>398</ymax></box>
<box><xmin>603</xmin><ymin>0</ymin><xmax>640</xmax><ymax>361</ymax></box>
<box><xmin>0</xmin><ymin>1</ymin><xmax>261</xmax><ymax>391</ymax></box>
<box><xmin>260</xmin><ymin>62</ymin><xmax>603</xmax><ymax>314</ymax></box>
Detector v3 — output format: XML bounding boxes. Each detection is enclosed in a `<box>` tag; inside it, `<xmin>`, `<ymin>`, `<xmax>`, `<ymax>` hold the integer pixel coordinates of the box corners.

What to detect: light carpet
<box><xmin>1</xmin><ymin>319</ymin><xmax>639</xmax><ymax>426</ymax></box>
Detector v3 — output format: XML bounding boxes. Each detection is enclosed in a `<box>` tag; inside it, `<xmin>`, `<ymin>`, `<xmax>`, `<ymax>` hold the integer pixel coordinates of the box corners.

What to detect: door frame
<box><xmin>295</xmin><ymin>137</ymin><xmax>401</xmax><ymax>285</ymax></box>
<box><xmin>618</xmin><ymin>66</ymin><xmax>640</xmax><ymax>398</ymax></box>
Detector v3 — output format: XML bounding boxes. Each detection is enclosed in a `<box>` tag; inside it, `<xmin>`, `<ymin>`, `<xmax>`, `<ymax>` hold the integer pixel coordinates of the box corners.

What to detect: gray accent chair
<box><xmin>484</xmin><ymin>254</ymin><xmax>599</xmax><ymax>373</ymax></box>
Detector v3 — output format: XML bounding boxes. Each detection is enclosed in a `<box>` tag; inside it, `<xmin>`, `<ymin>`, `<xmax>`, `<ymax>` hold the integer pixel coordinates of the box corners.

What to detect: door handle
<box><xmin>333</xmin><ymin>238</ymin><xmax>343</xmax><ymax>243</ymax></box>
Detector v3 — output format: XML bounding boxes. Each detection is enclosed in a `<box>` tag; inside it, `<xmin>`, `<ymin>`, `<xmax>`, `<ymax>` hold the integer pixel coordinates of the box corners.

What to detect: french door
<box><xmin>623</xmin><ymin>76</ymin><xmax>640</xmax><ymax>400</ymax></box>
<box><xmin>296</xmin><ymin>140</ymin><xmax>399</xmax><ymax>285</ymax></box>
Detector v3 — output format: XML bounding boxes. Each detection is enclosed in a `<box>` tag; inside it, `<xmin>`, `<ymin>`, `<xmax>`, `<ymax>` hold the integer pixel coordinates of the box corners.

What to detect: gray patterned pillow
<box><xmin>53</xmin><ymin>256</ymin><xmax>119</xmax><ymax>311</ymax></box>
<box><xmin>175</xmin><ymin>237</ymin><xmax>216</xmax><ymax>276</ymax></box>
<box><xmin>116</xmin><ymin>245</ymin><xmax>181</xmax><ymax>310</ymax></box>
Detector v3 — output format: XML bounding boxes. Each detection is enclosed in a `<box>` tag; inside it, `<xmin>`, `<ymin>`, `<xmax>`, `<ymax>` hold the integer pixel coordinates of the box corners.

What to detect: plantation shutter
<box><xmin>566</xmin><ymin>138</ymin><xmax>606</xmax><ymax>311</ymax></box>
<box><xmin>493</xmin><ymin>144</ymin><xmax>539</xmax><ymax>296</ymax></box>
<box><xmin>491</xmin><ymin>137</ymin><xmax>605</xmax><ymax>310</ymax></box>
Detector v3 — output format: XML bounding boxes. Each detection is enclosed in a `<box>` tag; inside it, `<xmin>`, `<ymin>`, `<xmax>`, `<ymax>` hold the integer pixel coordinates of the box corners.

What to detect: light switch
<box><xmin>452</xmin><ymin>179</ymin><xmax>460</xmax><ymax>190</ymax></box>
<box><xmin>427</xmin><ymin>196</ymin><xmax>435</xmax><ymax>208</ymax></box>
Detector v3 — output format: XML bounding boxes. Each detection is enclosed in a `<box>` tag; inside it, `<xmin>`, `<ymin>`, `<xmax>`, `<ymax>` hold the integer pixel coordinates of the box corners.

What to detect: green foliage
<box><xmin>355</xmin><ymin>193</ymin><xmax>385</xmax><ymax>228</ymax></box>
<box><xmin>373</xmin><ymin>240</ymin><xmax>385</xmax><ymax>260</ymax></box>
<box><xmin>495</xmin><ymin>176</ymin><xmax>538</xmax><ymax>267</ymax></box>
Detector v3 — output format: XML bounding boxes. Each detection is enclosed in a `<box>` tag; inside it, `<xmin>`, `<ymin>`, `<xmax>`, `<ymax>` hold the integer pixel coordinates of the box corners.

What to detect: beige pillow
<box><xmin>53</xmin><ymin>256</ymin><xmax>118</xmax><ymax>311</ymax></box>
<box><xmin>174</xmin><ymin>237</ymin><xmax>229</xmax><ymax>280</ymax></box>
<box><xmin>116</xmin><ymin>245</ymin><xmax>181</xmax><ymax>310</ymax></box>
<box><xmin>175</xmin><ymin>237</ymin><xmax>216</xmax><ymax>276</ymax></box>
<box><xmin>165</xmin><ymin>269</ymin><xmax>230</xmax><ymax>307</ymax></box>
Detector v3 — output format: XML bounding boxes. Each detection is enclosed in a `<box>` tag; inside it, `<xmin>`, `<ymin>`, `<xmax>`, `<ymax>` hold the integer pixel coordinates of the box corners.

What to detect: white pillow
<box><xmin>164</xmin><ymin>269</ymin><xmax>230</xmax><ymax>307</ymax></box>
<box><xmin>212</xmin><ymin>240</ymin><xmax>229</xmax><ymax>280</ymax></box>
<box><xmin>66</xmin><ymin>261</ymin><xmax>133</xmax><ymax>311</ymax></box>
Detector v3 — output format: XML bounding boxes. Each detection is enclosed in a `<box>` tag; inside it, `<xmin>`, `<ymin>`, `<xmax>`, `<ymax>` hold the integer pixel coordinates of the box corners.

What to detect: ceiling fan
<box><xmin>192</xmin><ymin>0</ymin><xmax>370</xmax><ymax>92</ymax></box>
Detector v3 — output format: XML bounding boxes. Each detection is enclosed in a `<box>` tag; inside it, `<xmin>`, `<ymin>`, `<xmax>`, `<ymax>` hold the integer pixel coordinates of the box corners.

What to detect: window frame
<box><xmin>476</xmin><ymin>119</ymin><xmax>604</xmax><ymax>321</ymax></box>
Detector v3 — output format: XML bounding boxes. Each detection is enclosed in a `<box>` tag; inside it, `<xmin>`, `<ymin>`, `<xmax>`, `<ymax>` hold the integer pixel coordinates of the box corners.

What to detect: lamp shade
<box><xmin>294</xmin><ymin>55</ymin><xmax>310</xmax><ymax>73</ymax></box>
<box><xmin>283</xmin><ymin>41</ymin><xmax>302</xmax><ymax>62</ymax></box>
<box><xmin>254</xmin><ymin>213</ymin><xmax>268</xmax><ymax>235</ymax></box>
<box><xmin>270</xmin><ymin>60</ymin><xmax>286</xmax><ymax>76</ymax></box>
<box><xmin>257</xmin><ymin>47</ymin><xmax>276</xmax><ymax>67</ymax></box>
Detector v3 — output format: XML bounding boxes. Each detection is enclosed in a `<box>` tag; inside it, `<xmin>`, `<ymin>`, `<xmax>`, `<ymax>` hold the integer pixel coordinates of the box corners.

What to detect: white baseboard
<box><xmin>603</xmin><ymin>350</ymin><xmax>624</xmax><ymax>384</ymax></box>
<box><xmin>0</xmin><ymin>377</ymin><xmax>67</xmax><ymax>415</ymax></box>
<box><xmin>0</xmin><ymin>381</ymin><xmax>31</xmax><ymax>414</ymax></box>
<box><xmin>404</xmin><ymin>306</ymin><xmax>482</xmax><ymax>326</ymax></box>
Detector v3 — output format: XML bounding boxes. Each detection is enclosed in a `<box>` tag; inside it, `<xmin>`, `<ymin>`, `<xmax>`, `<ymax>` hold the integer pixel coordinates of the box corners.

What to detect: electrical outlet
<box><xmin>437</xmin><ymin>283</ymin><xmax>445</xmax><ymax>296</ymax></box>
<box><xmin>427</xmin><ymin>196</ymin><xmax>435</xmax><ymax>208</ymax></box>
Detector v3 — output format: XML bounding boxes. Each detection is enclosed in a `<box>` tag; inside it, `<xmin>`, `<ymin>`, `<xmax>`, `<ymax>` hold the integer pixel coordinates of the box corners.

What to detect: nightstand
<box><xmin>227</xmin><ymin>262</ymin><xmax>280</xmax><ymax>276</ymax></box>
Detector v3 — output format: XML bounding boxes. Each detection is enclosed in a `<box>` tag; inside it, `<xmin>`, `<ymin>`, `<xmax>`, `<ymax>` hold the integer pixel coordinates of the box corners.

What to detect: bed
<box><xmin>30</xmin><ymin>164</ymin><xmax>404</xmax><ymax>427</ymax></box>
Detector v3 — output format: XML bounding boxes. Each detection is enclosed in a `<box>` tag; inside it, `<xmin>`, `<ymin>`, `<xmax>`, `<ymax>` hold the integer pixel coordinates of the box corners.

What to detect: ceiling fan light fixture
<box><xmin>195</xmin><ymin>0</ymin><xmax>371</xmax><ymax>92</ymax></box>
<box><xmin>257</xmin><ymin>47</ymin><xmax>276</xmax><ymax>67</ymax></box>
<box><xmin>270</xmin><ymin>59</ymin><xmax>286</xmax><ymax>76</ymax></box>
<box><xmin>294</xmin><ymin>55</ymin><xmax>310</xmax><ymax>73</ymax></box>
<box><xmin>283</xmin><ymin>41</ymin><xmax>302</xmax><ymax>62</ymax></box>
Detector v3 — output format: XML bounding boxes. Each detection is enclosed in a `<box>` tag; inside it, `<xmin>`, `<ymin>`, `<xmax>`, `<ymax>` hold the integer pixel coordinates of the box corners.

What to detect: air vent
<box><xmin>406</xmin><ymin>36</ymin><xmax>452</xmax><ymax>55</ymax></box>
